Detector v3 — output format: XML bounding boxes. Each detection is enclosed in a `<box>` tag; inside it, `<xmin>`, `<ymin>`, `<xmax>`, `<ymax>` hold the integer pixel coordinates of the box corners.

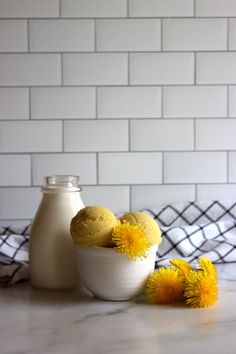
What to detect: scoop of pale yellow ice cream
<box><xmin>70</xmin><ymin>206</ymin><xmax>119</xmax><ymax>247</ymax></box>
<box><xmin>119</xmin><ymin>211</ymin><xmax>162</xmax><ymax>246</ymax></box>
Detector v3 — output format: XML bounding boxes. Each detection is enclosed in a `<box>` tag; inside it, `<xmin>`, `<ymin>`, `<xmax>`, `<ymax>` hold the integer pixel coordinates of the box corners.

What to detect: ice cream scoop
<box><xmin>119</xmin><ymin>211</ymin><xmax>162</xmax><ymax>246</ymax></box>
<box><xmin>70</xmin><ymin>206</ymin><xmax>119</xmax><ymax>247</ymax></box>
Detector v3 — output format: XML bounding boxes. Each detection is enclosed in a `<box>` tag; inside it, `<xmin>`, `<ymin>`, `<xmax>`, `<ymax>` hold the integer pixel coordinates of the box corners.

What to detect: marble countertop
<box><xmin>1</xmin><ymin>264</ymin><xmax>236</xmax><ymax>354</ymax></box>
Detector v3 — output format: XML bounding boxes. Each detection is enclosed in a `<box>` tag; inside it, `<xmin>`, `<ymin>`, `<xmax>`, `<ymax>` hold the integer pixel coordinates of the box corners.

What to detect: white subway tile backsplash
<box><xmin>131</xmin><ymin>119</ymin><xmax>194</xmax><ymax>151</ymax></box>
<box><xmin>196</xmin><ymin>119</ymin><xmax>236</xmax><ymax>150</ymax></box>
<box><xmin>229</xmin><ymin>19</ymin><xmax>236</xmax><ymax>50</ymax></box>
<box><xmin>0</xmin><ymin>220</ymin><xmax>31</xmax><ymax>226</ymax></box>
<box><xmin>164</xmin><ymin>152</ymin><xmax>227</xmax><ymax>183</ymax></box>
<box><xmin>0</xmin><ymin>88</ymin><xmax>29</xmax><ymax>119</ymax></box>
<box><xmin>129</xmin><ymin>0</ymin><xmax>194</xmax><ymax>17</ymax></box>
<box><xmin>30</xmin><ymin>20</ymin><xmax>94</xmax><ymax>52</ymax></box>
<box><xmin>63</xmin><ymin>53</ymin><xmax>128</xmax><ymax>86</ymax></box>
<box><xmin>130</xmin><ymin>53</ymin><xmax>194</xmax><ymax>85</ymax></box>
<box><xmin>61</xmin><ymin>0</ymin><xmax>127</xmax><ymax>18</ymax></box>
<box><xmin>163</xmin><ymin>86</ymin><xmax>227</xmax><ymax>118</ymax></box>
<box><xmin>64</xmin><ymin>120</ymin><xmax>128</xmax><ymax>152</ymax></box>
<box><xmin>81</xmin><ymin>186</ymin><xmax>130</xmax><ymax>214</ymax></box>
<box><xmin>197</xmin><ymin>53</ymin><xmax>236</xmax><ymax>84</ymax></box>
<box><xmin>99</xmin><ymin>153</ymin><xmax>162</xmax><ymax>184</ymax></box>
<box><xmin>96</xmin><ymin>19</ymin><xmax>160</xmax><ymax>52</ymax></box>
<box><xmin>0</xmin><ymin>121</ymin><xmax>62</xmax><ymax>152</ymax></box>
<box><xmin>229</xmin><ymin>153</ymin><xmax>236</xmax><ymax>182</ymax></box>
<box><xmin>229</xmin><ymin>86</ymin><xmax>236</xmax><ymax>117</ymax></box>
<box><xmin>31</xmin><ymin>87</ymin><xmax>95</xmax><ymax>119</ymax></box>
<box><xmin>32</xmin><ymin>153</ymin><xmax>97</xmax><ymax>186</ymax></box>
<box><xmin>132</xmin><ymin>185</ymin><xmax>195</xmax><ymax>210</ymax></box>
<box><xmin>197</xmin><ymin>184</ymin><xmax>236</xmax><ymax>201</ymax></box>
<box><xmin>97</xmin><ymin>87</ymin><xmax>161</xmax><ymax>119</ymax></box>
<box><xmin>0</xmin><ymin>20</ymin><xmax>27</xmax><ymax>52</ymax></box>
<box><xmin>0</xmin><ymin>0</ymin><xmax>59</xmax><ymax>18</ymax></box>
<box><xmin>0</xmin><ymin>54</ymin><xmax>61</xmax><ymax>86</ymax></box>
<box><xmin>0</xmin><ymin>188</ymin><xmax>40</xmax><ymax>219</ymax></box>
<box><xmin>196</xmin><ymin>0</ymin><xmax>236</xmax><ymax>17</ymax></box>
<box><xmin>163</xmin><ymin>19</ymin><xmax>227</xmax><ymax>51</ymax></box>
<box><xmin>0</xmin><ymin>155</ymin><xmax>30</xmax><ymax>186</ymax></box>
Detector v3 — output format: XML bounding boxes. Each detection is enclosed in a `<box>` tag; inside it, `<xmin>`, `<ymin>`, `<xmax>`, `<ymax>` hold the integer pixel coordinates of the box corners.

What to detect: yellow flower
<box><xmin>111</xmin><ymin>223</ymin><xmax>150</xmax><ymax>260</ymax></box>
<box><xmin>198</xmin><ymin>256</ymin><xmax>217</xmax><ymax>280</ymax></box>
<box><xmin>146</xmin><ymin>267</ymin><xmax>185</xmax><ymax>304</ymax></box>
<box><xmin>184</xmin><ymin>270</ymin><xmax>218</xmax><ymax>308</ymax></box>
<box><xmin>170</xmin><ymin>258</ymin><xmax>193</xmax><ymax>277</ymax></box>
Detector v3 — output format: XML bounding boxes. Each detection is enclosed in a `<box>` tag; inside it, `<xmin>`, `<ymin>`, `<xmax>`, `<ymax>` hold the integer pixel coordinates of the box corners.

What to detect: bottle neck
<box><xmin>42</xmin><ymin>175</ymin><xmax>81</xmax><ymax>193</ymax></box>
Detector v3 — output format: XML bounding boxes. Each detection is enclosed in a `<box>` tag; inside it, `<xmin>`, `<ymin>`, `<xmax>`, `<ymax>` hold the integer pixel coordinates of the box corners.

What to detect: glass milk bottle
<box><xmin>29</xmin><ymin>175</ymin><xmax>84</xmax><ymax>289</ymax></box>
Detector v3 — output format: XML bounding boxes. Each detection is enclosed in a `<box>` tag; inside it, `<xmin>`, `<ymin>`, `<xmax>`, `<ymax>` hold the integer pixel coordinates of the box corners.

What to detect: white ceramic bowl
<box><xmin>75</xmin><ymin>245</ymin><xmax>158</xmax><ymax>301</ymax></box>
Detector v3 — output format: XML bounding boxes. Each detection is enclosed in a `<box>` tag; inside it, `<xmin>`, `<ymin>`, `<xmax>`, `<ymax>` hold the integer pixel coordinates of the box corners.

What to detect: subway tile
<box><xmin>96</xmin><ymin>19</ymin><xmax>160</xmax><ymax>52</ymax></box>
<box><xmin>229</xmin><ymin>152</ymin><xmax>236</xmax><ymax>182</ymax></box>
<box><xmin>0</xmin><ymin>88</ymin><xmax>29</xmax><ymax>119</ymax></box>
<box><xmin>196</xmin><ymin>119</ymin><xmax>236</xmax><ymax>150</ymax></box>
<box><xmin>64</xmin><ymin>120</ymin><xmax>128</xmax><ymax>152</ymax></box>
<box><xmin>163</xmin><ymin>86</ymin><xmax>227</xmax><ymax>118</ymax></box>
<box><xmin>132</xmin><ymin>185</ymin><xmax>195</xmax><ymax>210</ymax></box>
<box><xmin>97</xmin><ymin>87</ymin><xmax>161</xmax><ymax>118</ymax></box>
<box><xmin>0</xmin><ymin>121</ymin><xmax>62</xmax><ymax>152</ymax></box>
<box><xmin>99</xmin><ymin>152</ymin><xmax>162</xmax><ymax>184</ymax></box>
<box><xmin>0</xmin><ymin>188</ymin><xmax>40</xmax><ymax>219</ymax></box>
<box><xmin>131</xmin><ymin>119</ymin><xmax>194</xmax><ymax>151</ymax></box>
<box><xmin>0</xmin><ymin>220</ymin><xmax>31</xmax><ymax>226</ymax></box>
<box><xmin>30</xmin><ymin>20</ymin><xmax>94</xmax><ymax>52</ymax></box>
<box><xmin>130</xmin><ymin>53</ymin><xmax>194</xmax><ymax>85</ymax></box>
<box><xmin>196</xmin><ymin>0</ymin><xmax>236</xmax><ymax>17</ymax></box>
<box><xmin>0</xmin><ymin>20</ymin><xmax>27</xmax><ymax>52</ymax></box>
<box><xmin>0</xmin><ymin>155</ymin><xmax>31</xmax><ymax>186</ymax></box>
<box><xmin>229</xmin><ymin>19</ymin><xmax>236</xmax><ymax>50</ymax></box>
<box><xmin>32</xmin><ymin>153</ymin><xmax>97</xmax><ymax>186</ymax></box>
<box><xmin>63</xmin><ymin>53</ymin><xmax>127</xmax><ymax>86</ymax></box>
<box><xmin>197</xmin><ymin>53</ymin><xmax>236</xmax><ymax>84</ymax></box>
<box><xmin>61</xmin><ymin>0</ymin><xmax>127</xmax><ymax>18</ymax></box>
<box><xmin>129</xmin><ymin>0</ymin><xmax>194</xmax><ymax>17</ymax></box>
<box><xmin>197</xmin><ymin>184</ymin><xmax>236</xmax><ymax>201</ymax></box>
<box><xmin>0</xmin><ymin>54</ymin><xmax>61</xmax><ymax>86</ymax></box>
<box><xmin>163</xmin><ymin>19</ymin><xmax>227</xmax><ymax>51</ymax></box>
<box><xmin>0</xmin><ymin>0</ymin><xmax>59</xmax><ymax>17</ymax></box>
<box><xmin>164</xmin><ymin>152</ymin><xmax>227</xmax><ymax>183</ymax></box>
<box><xmin>81</xmin><ymin>186</ymin><xmax>130</xmax><ymax>214</ymax></box>
<box><xmin>229</xmin><ymin>86</ymin><xmax>236</xmax><ymax>117</ymax></box>
<box><xmin>31</xmin><ymin>87</ymin><xmax>95</xmax><ymax>119</ymax></box>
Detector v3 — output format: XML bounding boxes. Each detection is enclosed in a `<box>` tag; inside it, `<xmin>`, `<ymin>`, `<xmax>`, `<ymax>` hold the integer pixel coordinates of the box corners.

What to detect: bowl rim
<box><xmin>75</xmin><ymin>244</ymin><xmax>158</xmax><ymax>257</ymax></box>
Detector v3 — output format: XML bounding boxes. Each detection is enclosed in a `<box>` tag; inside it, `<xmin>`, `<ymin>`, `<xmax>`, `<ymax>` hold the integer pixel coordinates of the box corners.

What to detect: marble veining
<box><xmin>1</xmin><ymin>264</ymin><xmax>236</xmax><ymax>354</ymax></box>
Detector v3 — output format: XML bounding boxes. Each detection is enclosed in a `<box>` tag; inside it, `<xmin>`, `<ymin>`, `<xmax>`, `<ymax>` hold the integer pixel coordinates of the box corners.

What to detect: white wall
<box><xmin>0</xmin><ymin>0</ymin><xmax>236</xmax><ymax>223</ymax></box>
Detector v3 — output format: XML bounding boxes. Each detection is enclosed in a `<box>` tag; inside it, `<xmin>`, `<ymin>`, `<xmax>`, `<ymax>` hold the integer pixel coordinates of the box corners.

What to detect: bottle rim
<box><xmin>44</xmin><ymin>175</ymin><xmax>81</xmax><ymax>189</ymax></box>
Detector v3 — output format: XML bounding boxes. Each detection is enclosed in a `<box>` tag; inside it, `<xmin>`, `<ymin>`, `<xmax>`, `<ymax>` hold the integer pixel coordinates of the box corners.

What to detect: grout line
<box><xmin>161</xmin><ymin>86</ymin><xmax>164</xmax><ymax>118</ymax></box>
<box><xmin>2</xmin><ymin>50</ymin><xmax>236</xmax><ymax>54</ymax></box>
<box><xmin>128</xmin><ymin>119</ymin><xmax>131</xmax><ymax>151</ymax></box>
<box><xmin>0</xmin><ymin>84</ymin><xmax>235</xmax><ymax>88</ymax></box>
<box><xmin>127</xmin><ymin>0</ymin><xmax>129</xmax><ymax>18</ymax></box>
<box><xmin>1</xmin><ymin>16</ymin><xmax>236</xmax><ymax>20</ymax></box>
<box><xmin>30</xmin><ymin>154</ymin><xmax>33</xmax><ymax>186</ymax></box>
<box><xmin>227</xmin><ymin>85</ymin><xmax>230</xmax><ymax>117</ymax></box>
<box><xmin>194</xmin><ymin>52</ymin><xmax>197</xmax><ymax>85</ymax></box>
<box><xmin>127</xmin><ymin>52</ymin><xmax>130</xmax><ymax>85</ymax></box>
<box><xmin>193</xmin><ymin>118</ymin><xmax>196</xmax><ymax>150</ymax></box>
<box><xmin>62</xmin><ymin>120</ymin><xmax>65</xmax><ymax>152</ymax></box>
<box><xmin>95</xmin><ymin>86</ymin><xmax>98</xmax><ymax>119</ymax></box>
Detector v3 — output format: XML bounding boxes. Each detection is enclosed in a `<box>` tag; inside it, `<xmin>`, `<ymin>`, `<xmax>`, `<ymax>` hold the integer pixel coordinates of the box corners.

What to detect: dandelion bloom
<box><xmin>198</xmin><ymin>256</ymin><xmax>217</xmax><ymax>280</ymax></box>
<box><xmin>111</xmin><ymin>223</ymin><xmax>150</xmax><ymax>261</ymax></box>
<box><xmin>184</xmin><ymin>270</ymin><xmax>218</xmax><ymax>308</ymax></box>
<box><xmin>146</xmin><ymin>267</ymin><xmax>185</xmax><ymax>304</ymax></box>
<box><xmin>170</xmin><ymin>258</ymin><xmax>193</xmax><ymax>278</ymax></box>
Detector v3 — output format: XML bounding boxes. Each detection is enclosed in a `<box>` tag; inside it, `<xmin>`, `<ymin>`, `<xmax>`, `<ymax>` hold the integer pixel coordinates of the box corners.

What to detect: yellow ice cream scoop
<box><xmin>70</xmin><ymin>206</ymin><xmax>119</xmax><ymax>247</ymax></box>
<box><xmin>119</xmin><ymin>211</ymin><xmax>162</xmax><ymax>246</ymax></box>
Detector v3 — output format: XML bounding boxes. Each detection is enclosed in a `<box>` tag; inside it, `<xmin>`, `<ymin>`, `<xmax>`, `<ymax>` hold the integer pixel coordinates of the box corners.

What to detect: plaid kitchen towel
<box><xmin>1</xmin><ymin>200</ymin><xmax>236</xmax><ymax>284</ymax></box>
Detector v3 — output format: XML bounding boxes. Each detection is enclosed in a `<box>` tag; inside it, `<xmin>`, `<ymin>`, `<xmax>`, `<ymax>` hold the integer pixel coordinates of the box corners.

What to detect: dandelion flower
<box><xmin>198</xmin><ymin>256</ymin><xmax>217</xmax><ymax>280</ymax></box>
<box><xmin>146</xmin><ymin>267</ymin><xmax>185</xmax><ymax>304</ymax></box>
<box><xmin>184</xmin><ymin>270</ymin><xmax>218</xmax><ymax>308</ymax></box>
<box><xmin>170</xmin><ymin>258</ymin><xmax>193</xmax><ymax>278</ymax></box>
<box><xmin>111</xmin><ymin>223</ymin><xmax>150</xmax><ymax>260</ymax></box>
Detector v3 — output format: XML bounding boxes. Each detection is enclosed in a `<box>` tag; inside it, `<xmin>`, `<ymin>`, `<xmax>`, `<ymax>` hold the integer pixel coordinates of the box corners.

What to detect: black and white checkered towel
<box><xmin>1</xmin><ymin>200</ymin><xmax>236</xmax><ymax>284</ymax></box>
